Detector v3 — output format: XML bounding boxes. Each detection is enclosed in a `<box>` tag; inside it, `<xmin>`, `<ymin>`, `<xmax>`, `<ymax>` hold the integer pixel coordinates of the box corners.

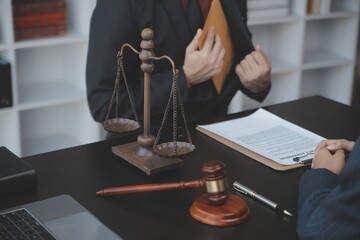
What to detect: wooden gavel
<box><xmin>97</xmin><ymin>160</ymin><xmax>250</xmax><ymax>226</ymax></box>
<box><xmin>96</xmin><ymin>161</ymin><xmax>229</xmax><ymax>205</ymax></box>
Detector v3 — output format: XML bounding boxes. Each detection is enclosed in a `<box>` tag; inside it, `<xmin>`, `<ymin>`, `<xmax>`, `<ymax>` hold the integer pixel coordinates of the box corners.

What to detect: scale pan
<box><xmin>103</xmin><ymin>118</ymin><xmax>140</xmax><ymax>133</ymax></box>
<box><xmin>154</xmin><ymin>141</ymin><xmax>195</xmax><ymax>157</ymax></box>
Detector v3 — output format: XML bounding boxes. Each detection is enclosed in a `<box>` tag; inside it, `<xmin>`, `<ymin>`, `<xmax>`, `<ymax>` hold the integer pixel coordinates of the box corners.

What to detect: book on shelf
<box><xmin>13</xmin><ymin>12</ymin><xmax>66</xmax><ymax>29</ymax></box>
<box><xmin>12</xmin><ymin>0</ymin><xmax>66</xmax><ymax>16</ymax></box>
<box><xmin>248</xmin><ymin>7</ymin><xmax>290</xmax><ymax>20</ymax></box>
<box><xmin>247</xmin><ymin>0</ymin><xmax>290</xmax><ymax>20</ymax></box>
<box><xmin>14</xmin><ymin>24</ymin><xmax>67</xmax><ymax>41</ymax></box>
<box><xmin>307</xmin><ymin>0</ymin><xmax>332</xmax><ymax>15</ymax></box>
<box><xmin>247</xmin><ymin>0</ymin><xmax>289</xmax><ymax>10</ymax></box>
<box><xmin>320</xmin><ymin>0</ymin><xmax>331</xmax><ymax>15</ymax></box>
<box><xmin>12</xmin><ymin>0</ymin><xmax>67</xmax><ymax>41</ymax></box>
<box><xmin>0</xmin><ymin>58</ymin><xmax>13</xmax><ymax>108</ymax></box>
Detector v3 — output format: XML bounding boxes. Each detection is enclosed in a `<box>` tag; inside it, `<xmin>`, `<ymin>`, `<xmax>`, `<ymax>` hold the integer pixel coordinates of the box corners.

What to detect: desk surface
<box><xmin>1</xmin><ymin>96</ymin><xmax>360</xmax><ymax>240</ymax></box>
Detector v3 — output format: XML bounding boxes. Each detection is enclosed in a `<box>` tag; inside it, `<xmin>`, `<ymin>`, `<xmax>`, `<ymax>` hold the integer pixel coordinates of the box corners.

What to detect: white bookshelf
<box><xmin>229</xmin><ymin>0</ymin><xmax>359</xmax><ymax>113</ymax></box>
<box><xmin>0</xmin><ymin>0</ymin><xmax>98</xmax><ymax>156</ymax></box>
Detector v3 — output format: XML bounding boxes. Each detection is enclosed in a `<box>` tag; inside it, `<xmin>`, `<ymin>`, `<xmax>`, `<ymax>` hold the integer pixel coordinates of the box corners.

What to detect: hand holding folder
<box><xmin>197</xmin><ymin>0</ymin><xmax>234</xmax><ymax>94</ymax></box>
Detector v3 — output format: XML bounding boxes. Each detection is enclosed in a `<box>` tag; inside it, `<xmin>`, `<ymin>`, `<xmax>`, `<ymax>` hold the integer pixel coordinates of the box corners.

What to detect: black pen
<box><xmin>233</xmin><ymin>181</ymin><xmax>292</xmax><ymax>217</ymax></box>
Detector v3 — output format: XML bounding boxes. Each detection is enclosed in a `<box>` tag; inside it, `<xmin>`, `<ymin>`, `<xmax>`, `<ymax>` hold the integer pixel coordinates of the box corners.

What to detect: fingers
<box><xmin>327</xmin><ymin>140</ymin><xmax>355</xmax><ymax>152</ymax></box>
<box><xmin>311</xmin><ymin>148</ymin><xmax>330</xmax><ymax>169</ymax></box>
<box><xmin>238</xmin><ymin>59</ymin><xmax>251</xmax><ymax>73</ymax></box>
<box><xmin>311</xmin><ymin>148</ymin><xmax>346</xmax><ymax>175</ymax></box>
<box><xmin>315</xmin><ymin>139</ymin><xmax>355</xmax><ymax>153</ymax></box>
<box><xmin>334</xmin><ymin>149</ymin><xmax>345</xmax><ymax>159</ymax></box>
<box><xmin>235</xmin><ymin>44</ymin><xmax>271</xmax><ymax>93</ymax></box>
<box><xmin>315</xmin><ymin>140</ymin><xmax>329</xmax><ymax>154</ymax></box>
<box><xmin>235</xmin><ymin>63</ymin><xmax>245</xmax><ymax>78</ymax></box>
<box><xmin>215</xmin><ymin>45</ymin><xmax>225</xmax><ymax>73</ymax></box>
<box><xmin>183</xmin><ymin>27</ymin><xmax>225</xmax><ymax>85</ymax></box>
<box><xmin>210</xmin><ymin>34</ymin><xmax>223</xmax><ymax>62</ymax></box>
<box><xmin>254</xmin><ymin>44</ymin><xmax>271</xmax><ymax>65</ymax></box>
<box><xmin>237</xmin><ymin>45</ymin><xmax>270</xmax><ymax>74</ymax></box>
<box><xmin>252</xmin><ymin>51</ymin><xmax>266</xmax><ymax>66</ymax></box>
<box><xmin>202</xmin><ymin>27</ymin><xmax>216</xmax><ymax>52</ymax></box>
<box><xmin>204</xmin><ymin>31</ymin><xmax>225</xmax><ymax>76</ymax></box>
<box><xmin>186</xmin><ymin>28</ymin><xmax>202</xmax><ymax>54</ymax></box>
<box><xmin>245</xmin><ymin>55</ymin><xmax>257</xmax><ymax>70</ymax></box>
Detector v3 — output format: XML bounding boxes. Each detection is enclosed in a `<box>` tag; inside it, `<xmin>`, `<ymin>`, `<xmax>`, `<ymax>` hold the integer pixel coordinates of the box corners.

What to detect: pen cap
<box><xmin>201</xmin><ymin>161</ymin><xmax>229</xmax><ymax>205</ymax></box>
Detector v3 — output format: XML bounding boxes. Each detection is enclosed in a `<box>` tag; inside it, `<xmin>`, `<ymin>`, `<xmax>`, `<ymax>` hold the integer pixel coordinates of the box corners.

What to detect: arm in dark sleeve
<box><xmin>86</xmin><ymin>0</ymin><xmax>193</xmax><ymax>123</ymax></box>
<box><xmin>86</xmin><ymin>0</ymin><xmax>138</xmax><ymax>122</ymax></box>
<box><xmin>297</xmin><ymin>138</ymin><xmax>360</xmax><ymax>240</ymax></box>
<box><xmin>229</xmin><ymin>0</ymin><xmax>269</xmax><ymax>102</ymax></box>
<box><xmin>239</xmin><ymin>82</ymin><xmax>271</xmax><ymax>102</ymax></box>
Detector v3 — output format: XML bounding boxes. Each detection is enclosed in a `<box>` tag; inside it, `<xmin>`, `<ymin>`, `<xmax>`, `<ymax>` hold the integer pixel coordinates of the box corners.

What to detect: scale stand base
<box><xmin>112</xmin><ymin>141</ymin><xmax>183</xmax><ymax>176</ymax></box>
<box><xmin>190</xmin><ymin>194</ymin><xmax>250</xmax><ymax>226</ymax></box>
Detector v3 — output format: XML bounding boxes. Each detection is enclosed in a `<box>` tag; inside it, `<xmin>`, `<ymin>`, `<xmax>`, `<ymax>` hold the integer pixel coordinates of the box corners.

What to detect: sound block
<box><xmin>112</xmin><ymin>142</ymin><xmax>183</xmax><ymax>176</ymax></box>
<box><xmin>190</xmin><ymin>194</ymin><xmax>250</xmax><ymax>226</ymax></box>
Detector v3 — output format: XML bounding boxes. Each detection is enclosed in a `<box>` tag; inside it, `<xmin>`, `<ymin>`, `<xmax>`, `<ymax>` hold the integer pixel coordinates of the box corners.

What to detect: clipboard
<box><xmin>196</xmin><ymin>126</ymin><xmax>309</xmax><ymax>171</ymax></box>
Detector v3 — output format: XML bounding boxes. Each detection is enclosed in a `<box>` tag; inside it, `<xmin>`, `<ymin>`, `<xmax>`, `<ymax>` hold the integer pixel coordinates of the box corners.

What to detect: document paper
<box><xmin>198</xmin><ymin>108</ymin><xmax>326</xmax><ymax>165</ymax></box>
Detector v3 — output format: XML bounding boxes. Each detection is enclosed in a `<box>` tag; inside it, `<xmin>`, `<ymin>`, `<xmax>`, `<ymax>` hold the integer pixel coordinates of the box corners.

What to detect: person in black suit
<box><xmin>86</xmin><ymin>0</ymin><xmax>271</xmax><ymax>134</ymax></box>
<box><xmin>297</xmin><ymin>138</ymin><xmax>360</xmax><ymax>240</ymax></box>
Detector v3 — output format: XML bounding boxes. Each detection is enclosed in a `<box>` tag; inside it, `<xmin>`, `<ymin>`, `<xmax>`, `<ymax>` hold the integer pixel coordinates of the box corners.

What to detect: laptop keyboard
<box><xmin>0</xmin><ymin>208</ymin><xmax>56</xmax><ymax>240</ymax></box>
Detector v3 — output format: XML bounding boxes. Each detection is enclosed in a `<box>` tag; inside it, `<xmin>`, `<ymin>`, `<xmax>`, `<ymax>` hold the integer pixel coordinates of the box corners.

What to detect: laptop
<box><xmin>0</xmin><ymin>194</ymin><xmax>123</xmax><ymax>240</ymax></box>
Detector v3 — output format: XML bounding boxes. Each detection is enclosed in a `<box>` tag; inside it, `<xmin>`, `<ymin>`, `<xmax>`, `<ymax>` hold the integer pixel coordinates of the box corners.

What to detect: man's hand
<box><xmin>315</xmin><ymin>139</ymin><xmax>355</xmax><ymax>154</ymax></box>
<box><xmin>311</xmin><ymin>148</ymin><xmax>346</xmax><ymax>175</ymax></box>
<box><xmin>183</xmin><ymin>27</ymin><xmax>225</xmax><ymax>86</ymax></box>
<box><xmin>311</xmin><ymin>139</ymin><xmax>355</xmax><ymax>175</ymax></box>
<box><xmin>235</xmin><ymin>45</ymin><xmax>271</xmax><ymax>94</ymax></box>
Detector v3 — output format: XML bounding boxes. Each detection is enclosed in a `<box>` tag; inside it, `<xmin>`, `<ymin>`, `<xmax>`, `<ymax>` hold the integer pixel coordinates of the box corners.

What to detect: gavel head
<box><xmin>201</xmin><ymin>161</ymin><xmax>229</xmax><ymax>205</ymax></box>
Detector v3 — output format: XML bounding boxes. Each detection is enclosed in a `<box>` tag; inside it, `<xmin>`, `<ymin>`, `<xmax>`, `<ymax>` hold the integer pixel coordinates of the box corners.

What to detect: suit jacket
<box><xmin>297</xmin><ymin>137</ymin><xmax>360</xmax><ymax>240</ymax></box>
<box><xmin>86</xmin><ymin>0</ymin><xmax>267</xmax><ymax>129</ymax></box>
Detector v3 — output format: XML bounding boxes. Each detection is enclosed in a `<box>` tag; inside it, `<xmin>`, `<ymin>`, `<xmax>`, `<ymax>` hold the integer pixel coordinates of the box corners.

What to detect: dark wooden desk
<box><xmin>1</xmin><ymin>96</ymin><xmax>359</xmax><ymax>240</ymax></box>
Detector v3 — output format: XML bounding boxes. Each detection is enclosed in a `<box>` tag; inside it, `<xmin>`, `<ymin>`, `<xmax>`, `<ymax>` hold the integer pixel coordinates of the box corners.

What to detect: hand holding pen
<box><xmin>233</xmin><ymin>181</ymin><xmax>292</xmax><ymax>217</ymax></box>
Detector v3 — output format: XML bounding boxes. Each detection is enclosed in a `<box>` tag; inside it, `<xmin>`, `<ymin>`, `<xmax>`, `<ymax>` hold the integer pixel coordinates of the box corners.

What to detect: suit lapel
<box><xmin>160</xmin><ymin>0</ymin><xmax>193</xmax><ymax>48</ymax></box>
<box><xmin>220</xmin><ymin>0</ymin><xmax>254</xmax><ymax>62</ymax></box>
<box><xmin>130</xmin><ymin>0</ymin><xmax>253</xmax><ymax>60</ymax></box>
<box><xmin>129</xmin><ymin>0</ymin><xmax>154</xmax><ymax>31</ymax></box>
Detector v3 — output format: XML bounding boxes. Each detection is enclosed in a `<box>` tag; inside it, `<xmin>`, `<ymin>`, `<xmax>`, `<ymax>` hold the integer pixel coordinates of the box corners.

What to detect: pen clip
<box><xmin>299</xmin><ymin>158</ymin><xmax>313</xmax><ymax>165</ymax></box>
<box><xmin>232</xmin><ymin>182</ymin><xmax>248</xmax><ymax>195</ymax></box>
<box><xmin>293</xmin><ymin>150</ymin><xmax>314</xmax><ymax>162</ymax></box>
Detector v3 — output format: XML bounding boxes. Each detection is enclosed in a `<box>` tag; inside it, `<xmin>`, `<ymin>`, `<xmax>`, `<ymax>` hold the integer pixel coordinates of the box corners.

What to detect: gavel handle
<box><xmin>96</xmin><ymin>179</ymin><xmax>204</xmax><ymax>196</ymax></box>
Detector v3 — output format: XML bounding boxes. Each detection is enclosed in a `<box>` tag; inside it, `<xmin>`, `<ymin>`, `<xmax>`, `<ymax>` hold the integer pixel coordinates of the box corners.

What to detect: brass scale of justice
<box><xmin>101</xmin><ymin>28</ymin><xmax>250</xmax><ymax>226</ymax></box>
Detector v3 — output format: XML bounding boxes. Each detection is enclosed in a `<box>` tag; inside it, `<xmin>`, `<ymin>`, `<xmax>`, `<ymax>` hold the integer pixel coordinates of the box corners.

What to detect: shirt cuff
<box><xmin>242</xmin><ymin>82</ymin><xmax>271</xmax><ymax>102</ymax></box>
<box><xmin>250</xmin><ymin>82</ymin><xmax>271</xmax><ymax>97</ymax></box>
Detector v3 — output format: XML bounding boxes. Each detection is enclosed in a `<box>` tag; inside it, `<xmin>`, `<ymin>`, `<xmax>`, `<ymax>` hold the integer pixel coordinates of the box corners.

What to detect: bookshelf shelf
<box><xmin>13</xmin><ymin>33</ymin><xmax>87</xmax><ymax>49</ymax></box>
<box><xmin>301</xmin><ymin>65</ymin><xmax>354</xmax><ymax>103</ymax></box>
<box><xmin>248</xmin><ymin>16</ymin><xmax>301</xmax><ymax>26</ymax></box>
<box><xmin>0</xmin><ymin>0</ymin><xmax>97</xmax><ymax>156</ymax></box>
<box><xmin>271</xmin><ymin>58</ymin><xmax>298</xmax><ymax>74</ymax></box>
<box><xmin>0</xmin><ymin>45</ymin><xmax>8</xmax><ymax>51</ymax></box>
<box><xmin>21</xmin><ymin>133</ymin><xmax>80</xmax><ymax>157</ymax></box>
<box><xmin>17</xmin><ymin>81</ymin><xmax>85</xmax><ymax>110</ymax></box>
<box><xmin>302</xmin><ymin>50</ymin><xmax>352</xmax><ymax>70</ymax></box>
<box><xmin>19</xmin><ymin>100</ymin><xmax>99</xmax><ymax>156</ymax></box>
<box><xmin>306</xmin><ymin>10</ymin><xmax>358</xmax><ymax>20</ymax></box>
<box><xmin>230</xmin><ymin>0</ymin><xmax>359</xmax><ymax>113</ymax></box>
